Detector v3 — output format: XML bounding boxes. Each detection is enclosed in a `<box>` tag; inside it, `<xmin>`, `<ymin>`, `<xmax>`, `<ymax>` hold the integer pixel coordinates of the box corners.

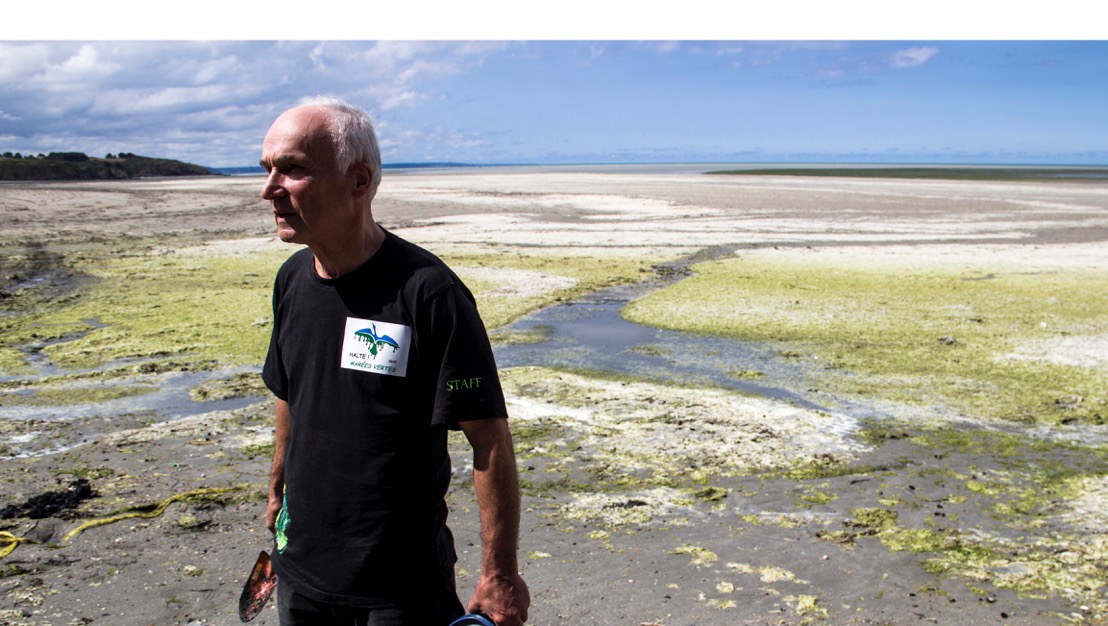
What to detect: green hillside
<box><xmin>0</xmin><ymin>152</ymin><xmax>217</xmax><ymax>181</ymax></box>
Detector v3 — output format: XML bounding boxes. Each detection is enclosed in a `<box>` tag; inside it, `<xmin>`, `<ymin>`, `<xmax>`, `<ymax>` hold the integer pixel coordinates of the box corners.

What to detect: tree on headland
<box><xmin>47</xmin><ymin>152</ymin><xmax>91</xmax><ymax>162</ymax></box>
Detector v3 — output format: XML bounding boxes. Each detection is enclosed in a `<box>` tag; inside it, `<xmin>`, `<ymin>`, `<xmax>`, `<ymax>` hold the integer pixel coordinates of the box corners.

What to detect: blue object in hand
<box><xmin>449</xmin><ymin>613</ymin><xmax>496</xmax><ymax>626</ymax></box>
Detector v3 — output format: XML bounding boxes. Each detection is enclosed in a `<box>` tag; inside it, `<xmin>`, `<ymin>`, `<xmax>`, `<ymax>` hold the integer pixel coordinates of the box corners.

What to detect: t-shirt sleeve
<box><xmin>424</xmin><ymin>283</ymin><xmax>507</xmax><ymax>428</ymax></box>
<box><xmin>262</xmin><ymin>280</ymin><xmax>289</xmax><ymax>401</ymax></box>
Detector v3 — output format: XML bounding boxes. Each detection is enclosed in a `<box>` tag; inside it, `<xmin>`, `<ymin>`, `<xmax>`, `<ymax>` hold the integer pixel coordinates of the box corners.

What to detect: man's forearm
<box><xmin>266</xmin><ymin>399</ymin><xmax>291</xmax><ymax>533</ymax></box>
<box><xmin>471</xmin><ymin>420</ymin><xmax>521</xmax><ymax>576</ymax></box>
<box><xmin>460</xmin><ymin>417</ymin><xmax>530</xmax><ymax>625</ymax></box>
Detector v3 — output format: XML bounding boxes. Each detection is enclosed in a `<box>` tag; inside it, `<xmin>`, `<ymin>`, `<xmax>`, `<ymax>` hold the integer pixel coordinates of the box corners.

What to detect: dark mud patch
<box><xmin>0</xmin><ymin>479</ymin><xmax>95</xmax><ymax>520</ymax></box>
<box><xmin>0</xmin><ymin>241</ymin><xmax>88</xmax><ymax>305</ymax></box>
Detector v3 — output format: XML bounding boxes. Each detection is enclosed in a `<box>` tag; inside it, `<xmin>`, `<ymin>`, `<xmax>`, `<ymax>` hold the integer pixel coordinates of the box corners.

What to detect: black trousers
<box><xmin>277</xmin><ymin>582</ymin><xmax>465</xmax><ymax>626</ymax></box>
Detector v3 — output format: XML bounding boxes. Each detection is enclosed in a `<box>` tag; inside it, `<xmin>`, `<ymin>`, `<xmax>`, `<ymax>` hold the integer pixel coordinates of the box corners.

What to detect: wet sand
<box><xmin>1</xmin><ymin>170</ymin><xmax>1106</xmax><ymax>625</ymax></box>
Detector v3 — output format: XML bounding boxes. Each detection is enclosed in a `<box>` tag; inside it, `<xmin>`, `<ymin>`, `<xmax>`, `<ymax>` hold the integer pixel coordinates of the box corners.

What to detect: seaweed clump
<box><xmin>0</xmin><ymin>479</ymin><xmax>95</xmax><ymax>520</ymax></box>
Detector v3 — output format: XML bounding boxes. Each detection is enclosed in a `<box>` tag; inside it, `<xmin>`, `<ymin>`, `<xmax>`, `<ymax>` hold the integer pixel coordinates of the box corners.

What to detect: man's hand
<box><xmin>468</xmin><ymin>572</ymin><xmax>530</xmax><ymax>626</ymax></box>
<box><xmin>265</xmin><ymin>492</ymin><xmax>282</xmax><ymax>534</ymax></box>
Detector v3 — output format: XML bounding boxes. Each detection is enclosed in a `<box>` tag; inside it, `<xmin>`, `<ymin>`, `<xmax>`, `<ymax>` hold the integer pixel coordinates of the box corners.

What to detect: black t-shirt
<box><xmin>262</xmin><ymin>230</ymin><xmax>507</xmax><ymax>607</ymax></box>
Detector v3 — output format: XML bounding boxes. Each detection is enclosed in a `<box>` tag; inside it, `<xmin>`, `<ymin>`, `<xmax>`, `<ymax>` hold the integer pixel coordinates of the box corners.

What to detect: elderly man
<box><xmin>259</xmin><ymin>96</ymin><xmax>529</xmax><ymax>626</ymax></box>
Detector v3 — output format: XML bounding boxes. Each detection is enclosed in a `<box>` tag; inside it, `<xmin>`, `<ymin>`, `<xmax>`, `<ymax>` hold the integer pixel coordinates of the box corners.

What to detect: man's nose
<box><xmin>261</xmin><ymin>172</ymin><xmax>285</xmax><ymax>200</ymax></box>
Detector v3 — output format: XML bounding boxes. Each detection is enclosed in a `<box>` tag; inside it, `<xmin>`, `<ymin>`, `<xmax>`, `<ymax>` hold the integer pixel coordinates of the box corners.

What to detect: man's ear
<box><xmin>351</xmin><ymin>162</ymin><xmax>374</xmax><ymax>199</ymax></box>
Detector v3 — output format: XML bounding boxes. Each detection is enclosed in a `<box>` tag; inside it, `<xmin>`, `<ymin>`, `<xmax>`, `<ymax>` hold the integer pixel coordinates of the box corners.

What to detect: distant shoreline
<box><xmin>214</xmin><ymin>162</ymin><xmax>1108</xmax><ymax>181</ymax></box>
<box><xmin>708</xmin><ymin>165</ymin><xmax>1108</xmax><ymax>182</ymax></box>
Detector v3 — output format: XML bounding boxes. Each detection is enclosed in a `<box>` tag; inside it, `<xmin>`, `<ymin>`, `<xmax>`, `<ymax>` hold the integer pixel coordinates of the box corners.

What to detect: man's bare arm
<box><xmin>459</xmin><ymin>417</ymin><xmax>530</xmax><ymax>626</ymax></box>
<box><xmin>266</xmin><ymin>399</ymin><xmax>291</xmax><ymax>534</ymax></box>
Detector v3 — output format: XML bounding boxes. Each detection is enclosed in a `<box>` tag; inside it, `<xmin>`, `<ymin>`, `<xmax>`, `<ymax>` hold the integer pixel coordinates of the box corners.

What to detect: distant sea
<box><xmin>211</xmin><ymin>163</ymin><xmax>741</xmax><ymax>177</ymax></box>
<box><xmin>210</xmin><ymin>163</ymin><xmax>1108</xmax><ymax>180</ymax></box>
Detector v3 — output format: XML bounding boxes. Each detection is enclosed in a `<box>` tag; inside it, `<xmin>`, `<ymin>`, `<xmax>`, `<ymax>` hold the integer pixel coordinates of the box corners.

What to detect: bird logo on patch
<box><xmin>354</xmin><ymin>324</ymin><xmax>400</xmax><ymax>357</ymax></box>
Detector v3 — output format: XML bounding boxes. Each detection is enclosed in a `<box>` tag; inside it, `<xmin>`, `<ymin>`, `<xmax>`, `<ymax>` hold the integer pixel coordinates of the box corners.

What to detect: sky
<box><xmin>3</xmin><ymin>11</ymin><xmax>1107</xmax><ymax>168</ymax></box>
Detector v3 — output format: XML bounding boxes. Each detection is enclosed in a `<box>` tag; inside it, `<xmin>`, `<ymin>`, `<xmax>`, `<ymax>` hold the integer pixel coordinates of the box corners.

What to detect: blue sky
<box><xmin>2</xmin><ymin>39</ymin><xmax>1107</xmax><ymax>167</ymax></box>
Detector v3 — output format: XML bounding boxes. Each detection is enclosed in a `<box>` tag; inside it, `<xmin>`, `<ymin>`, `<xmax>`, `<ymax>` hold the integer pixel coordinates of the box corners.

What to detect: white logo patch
<box><xmin>340</xmin><ymin>317</ymin><xmax>411</xmax><ymax>377</ymax></box>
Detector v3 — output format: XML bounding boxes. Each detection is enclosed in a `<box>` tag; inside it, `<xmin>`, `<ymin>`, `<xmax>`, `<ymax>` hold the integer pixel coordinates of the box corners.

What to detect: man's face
<box><xmin>259</xmin><ymin>107</ymin><xmax>356</xmax><ymax>247</ymax></box>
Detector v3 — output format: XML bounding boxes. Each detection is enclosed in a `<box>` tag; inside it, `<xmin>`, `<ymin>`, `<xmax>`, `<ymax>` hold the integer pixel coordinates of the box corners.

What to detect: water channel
<box><xmin>492</xmin><ymin>280</ymin><xmax>829</xmax><ymax>412</ymax></box>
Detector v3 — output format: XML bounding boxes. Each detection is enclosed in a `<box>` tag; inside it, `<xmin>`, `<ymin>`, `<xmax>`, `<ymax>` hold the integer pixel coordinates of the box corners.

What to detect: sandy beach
<box><xmin>1</xmin><ymin>169</ymin><xmax>1106</xmax><ymax>625</ymax></box>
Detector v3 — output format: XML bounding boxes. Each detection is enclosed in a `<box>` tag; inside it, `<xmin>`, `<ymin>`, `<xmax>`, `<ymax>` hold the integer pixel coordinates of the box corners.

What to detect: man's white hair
<box><xmin>301</xmin><ymin>95</ymin><xmax>383</xmax><ymax>201</ymax></box>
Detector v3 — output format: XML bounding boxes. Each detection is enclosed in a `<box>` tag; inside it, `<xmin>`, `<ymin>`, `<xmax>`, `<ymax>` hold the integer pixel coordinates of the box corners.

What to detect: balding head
<box><xmin>286</xmin><ymin>96</ymin><xmax>383</xmax><ymax>201</ymax></box>
<box><xmin>265</xmin><ymin>105</ymin><xmax>338</xmax><ymax>167</ymax></box>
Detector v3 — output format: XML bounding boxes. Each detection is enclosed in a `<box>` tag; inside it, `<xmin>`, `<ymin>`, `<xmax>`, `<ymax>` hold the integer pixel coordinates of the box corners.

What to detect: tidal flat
<box><xmin>623</xmin><ymin>250</ymin><xmax>1108</xmax><ymax>426</ymax></box>
<box><xmin>1</xmin><ymin>171</ymin><xmax>1107</xmax><ymax>625</ymax></box>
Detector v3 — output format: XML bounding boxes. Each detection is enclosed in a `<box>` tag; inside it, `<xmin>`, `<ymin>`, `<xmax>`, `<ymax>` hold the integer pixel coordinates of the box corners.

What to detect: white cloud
<box><xmin>0</xmin><ymin>42</ymin><xmax>57</xmax><ymax>82</ymax></box>
<box><xmin>0</xmin><ymin>41</ymin><xmax>510</xmax><ymax>166</ymax></box>
<box><xmin>131</xmin><ymin>86</ymin><xmax>235</xmax><ymax>111</ymax></box>
<box><xmin>351</xmin><ymin>41</ymin><xmax>507</xmax><ymax>81</ymax></box>
<box><xmin>371</xmin><ymin>88</ymin><xmax>428</xmax><ymax>111</ymax></box>
<box><xmin>37</xmin><ymin>44</ymin><xmax>124</xmax><ymax>87</ymax></box>
<box><xmin>190</xmin><ymin>55</ymin><xmax>245</xmax><ymax>85</ymax></box>
<box><xmin>587</xmin><ymin>42</ymin><xmax>608</xmax><ymax>61</ymax></box>
<box><xmin>890</xmin><ymin>46</ymin><xmax>939</xmax><ymax>68</ymax></box>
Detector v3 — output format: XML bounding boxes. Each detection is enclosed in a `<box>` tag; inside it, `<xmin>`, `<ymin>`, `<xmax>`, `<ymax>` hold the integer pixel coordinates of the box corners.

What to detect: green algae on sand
<box><xmin>0</xmin><ymin>245</ymin><xmax>650</xmax><ymax>377</ymax></box>
<box><xmin>0</xmin><ymin>249</ymin><xmax>287</xmax><ymax>373</ymax></box>
<box><xmin>624</xmin><ymin>254</ymin><xmax>1108</xmax><ymax>426</ymax></box>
